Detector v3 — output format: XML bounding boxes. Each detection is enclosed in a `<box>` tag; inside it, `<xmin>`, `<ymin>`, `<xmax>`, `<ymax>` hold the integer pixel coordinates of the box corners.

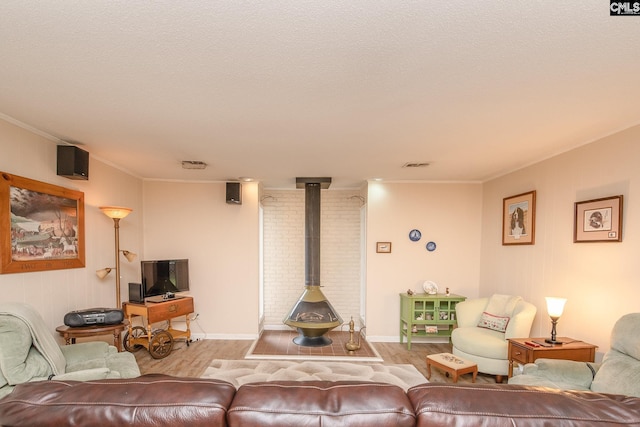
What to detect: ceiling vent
<box><xmin>181</xmin><ymin>161</ymin><xmax>207</xmax><ymax>170</ymax></box>
<box><xmin>402</xmin><ymin>162</ymin><xmax>430</xmax><ymax>168</ymax></box>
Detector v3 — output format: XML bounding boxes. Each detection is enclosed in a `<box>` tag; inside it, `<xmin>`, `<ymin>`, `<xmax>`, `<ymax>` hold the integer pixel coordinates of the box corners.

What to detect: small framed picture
<box><xmin>502</xmin><ymin>190</ymin><xmax>536</xmax><ymax>245</ymax></box>
<box><xmin>376</xmin><ymin>242</ymin><xmax>392</xmax><ymax>253</ymax></box>
<box><xmin>574</xmin><ymin>195</ymin><xmax>623</xmax><ymax>243</ymax></box>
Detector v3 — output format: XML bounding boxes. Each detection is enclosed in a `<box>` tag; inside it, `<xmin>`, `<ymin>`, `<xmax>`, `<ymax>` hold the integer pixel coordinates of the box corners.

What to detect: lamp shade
<box><xmin>99</xmin><ymin>206</ymin><xmax>132</xmax><ymax>219</ymax></box>
<box><xmin>122</xmin><ymin>250</ymin><xmax>137</xmax><ymax>262</ymax></box>
<box><xmin>96</xmin><ymin>268</ymin><xmax>113</xmax><ymax>279</ymax></box>
<box><xmin>545</xmin><ymin>297</ymin><xmax>567</xmax><ymax>318</ymax></box>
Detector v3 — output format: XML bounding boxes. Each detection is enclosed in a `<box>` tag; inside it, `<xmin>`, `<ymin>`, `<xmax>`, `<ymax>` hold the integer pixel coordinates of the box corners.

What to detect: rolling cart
<box><xmin>122</xmin><ymin>296</ymin><xmax>194</xmax><ymax>359</ymax></box>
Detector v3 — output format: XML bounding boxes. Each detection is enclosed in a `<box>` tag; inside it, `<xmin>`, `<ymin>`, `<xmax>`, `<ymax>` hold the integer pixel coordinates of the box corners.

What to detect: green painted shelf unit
<box><xmin>399</xmin><ymin>293</ymin><xmax>466</xmax><ymax>350</ymax></box>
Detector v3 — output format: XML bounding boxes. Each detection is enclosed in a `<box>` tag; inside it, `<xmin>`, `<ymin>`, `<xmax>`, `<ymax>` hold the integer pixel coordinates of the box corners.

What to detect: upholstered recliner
<box><xmin>0</xmin><ymin>302</ymin><xmax>140</xmax><ymax>398</ymax></box>
<box><xmin>451</xmin><ymin>294</ymin><xmax>537</xmax><ymax>382</ymax></box>
<box><xmin>509</xmin><ymin>312</ymin><xmax>640</xmax><ymax>397</ymax></box>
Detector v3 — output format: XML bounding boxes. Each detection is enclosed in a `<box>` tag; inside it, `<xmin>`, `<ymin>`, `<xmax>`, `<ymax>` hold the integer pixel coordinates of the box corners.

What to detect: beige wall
<box><xmin>0</xmin><ymin>118</ymin><xmax>143</xmax><ymax>338</ymax></box>
<box><xmin>365</xmin><ymin>181</ymin><xmax>483</xmax><ymax>340</ymax></box>
<box><xmin>142</xmin><ymin>180</ymin><xmax>260</xmax><ymax>338</ymax></box>
<box><xmin>480</xmin><ymin>125</ymin><xmax>640</xmax><ymax>357</ymax></box>
<box><xmin>2</xmin><ymin>114</ymin><xmax>639</xmax><ymax>355</ymax></box>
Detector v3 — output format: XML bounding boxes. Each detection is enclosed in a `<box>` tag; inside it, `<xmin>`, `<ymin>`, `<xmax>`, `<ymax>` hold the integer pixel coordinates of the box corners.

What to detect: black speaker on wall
<box><xmin>57</xmin><ymin>145</ymin><xmax>89</xmax><ymax>180</ymax></box>
<box><xmin>226</xmin><ymin>182</ymin><xmax>242</xmax><ymax>204</ymax></box>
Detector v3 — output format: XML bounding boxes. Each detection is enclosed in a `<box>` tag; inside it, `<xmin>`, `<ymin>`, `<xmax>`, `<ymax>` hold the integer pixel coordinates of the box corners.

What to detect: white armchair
<box><xmin>451</xmin><ymin>295</ymin><xmax>536</xmax><ymax>383</ymax></box>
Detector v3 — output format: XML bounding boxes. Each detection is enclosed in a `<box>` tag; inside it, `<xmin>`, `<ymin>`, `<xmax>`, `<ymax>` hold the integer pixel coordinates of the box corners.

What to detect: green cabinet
<box><xmin>399</xmin><ymin>293</ymin><xmax>466</xmax><ymax>350</ymax></box>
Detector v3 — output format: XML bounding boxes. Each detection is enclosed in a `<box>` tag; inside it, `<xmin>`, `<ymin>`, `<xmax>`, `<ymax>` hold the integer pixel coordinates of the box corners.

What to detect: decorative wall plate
<box><xmin>409</xmin><ymin>229</ymin><xmax>422</xmax><ymax>242</ymax></box>
<box><xmin>423</xmin><ymin>280</ymin><xmax>438</xmax><ymax>295</ymax></box>
<box><xmin>426</xmin><ymin>241</ymin><xmax>436</xmax><ymax>251</ymax></box>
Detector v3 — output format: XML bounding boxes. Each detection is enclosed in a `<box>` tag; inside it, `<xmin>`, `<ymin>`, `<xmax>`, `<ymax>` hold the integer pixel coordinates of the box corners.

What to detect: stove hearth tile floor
<box><xmin>246</xmin><ymin>330</ymin><xmax>382</xmax><ymax>361</ymax></box>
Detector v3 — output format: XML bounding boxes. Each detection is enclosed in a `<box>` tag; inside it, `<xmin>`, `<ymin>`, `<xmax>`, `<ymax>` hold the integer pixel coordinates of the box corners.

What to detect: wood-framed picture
<box><xmin>0</xmin><ymin>172</ymin><xmax>85</xmax><ymax>274</ymax></box>
<box><xmin>502</xmin><ymin>190</ymin><xmax>536</xmax><ymax>245</ymax></box>
<box><xmin>376</xmin><ymin>242</ymin><xmax>392</xmax><ymax>253</ymax></box>
<box><xmin>574</xmin><ymin>195</ymin><xmax>623</xmax><ymax>243</ymax></box>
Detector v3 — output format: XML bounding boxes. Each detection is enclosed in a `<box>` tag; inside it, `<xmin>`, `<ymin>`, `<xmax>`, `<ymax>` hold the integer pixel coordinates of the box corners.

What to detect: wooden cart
<box><xmin>122</xmin><ymin>296</ymin><xmax>194</xmax><ymax>359</ymax></box>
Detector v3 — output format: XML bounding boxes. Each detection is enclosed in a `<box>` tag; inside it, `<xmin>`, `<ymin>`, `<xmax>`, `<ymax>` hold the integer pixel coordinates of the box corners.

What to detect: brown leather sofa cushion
<box><xmin>0</xmin><ymin>374</ymin><xmax>235</xmax><ymax>427</ymax></box>
<box><xmin>408</xmin><ymin>383</ymin><xmax>640</xmax><ymax>427</ymax></box>
<box><xmin>228</xmin><ymin>381</ymin><xmax>416</xmax><ymax>427</ymax></box>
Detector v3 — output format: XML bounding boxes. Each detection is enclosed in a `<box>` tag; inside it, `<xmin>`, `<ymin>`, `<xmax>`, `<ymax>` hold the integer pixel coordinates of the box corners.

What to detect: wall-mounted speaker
<box><xmin>128</xmin><ymin>282</ymin><xmax>144</xmax><ymax>303</ymax></box>
<box><xmin>57</xmin><ymin>145</ymin><xmax>89</xmax><ymax>180</ymax></box>
<box><xmin>226</xmin><ymin>182</ymin><xmax>242</xmax><ymax>204</ymax></box>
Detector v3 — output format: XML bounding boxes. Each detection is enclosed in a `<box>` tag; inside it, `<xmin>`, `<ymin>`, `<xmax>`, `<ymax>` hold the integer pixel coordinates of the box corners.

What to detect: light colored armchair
<box><xmin>0</xmin><ymin>302</ymin><xmax>140</xmax><ymax>398</ymax></box>
<box><xmin>509</xmin><ymin>313</ymin><xmax>640</xmax><ymax>397</ymax></box>
<box><xmin>451</xmin><ymin>294</ymin><xmax>537</xmax><ymax>382</ymax></box>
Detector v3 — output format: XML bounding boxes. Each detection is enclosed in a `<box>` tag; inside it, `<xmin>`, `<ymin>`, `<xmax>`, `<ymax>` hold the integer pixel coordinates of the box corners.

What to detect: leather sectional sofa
<box><xmin>1</xmin><ymin>374</ymin><xmax>640</xmax><ymax>426</ymax></box>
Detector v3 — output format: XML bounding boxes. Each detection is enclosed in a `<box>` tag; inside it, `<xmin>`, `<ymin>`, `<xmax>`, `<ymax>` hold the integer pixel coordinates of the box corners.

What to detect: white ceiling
<box><xmin>1</xmin><ymin>2</ymin><xmax>639</xmax><ymax>189</ymax></box>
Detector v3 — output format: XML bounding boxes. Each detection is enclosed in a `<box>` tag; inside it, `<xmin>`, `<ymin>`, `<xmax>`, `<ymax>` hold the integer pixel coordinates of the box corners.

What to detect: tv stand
<box><xmin>122</xmin><ymin>296</ymin><xmax>194</xmax><ymax>359</ymax></box>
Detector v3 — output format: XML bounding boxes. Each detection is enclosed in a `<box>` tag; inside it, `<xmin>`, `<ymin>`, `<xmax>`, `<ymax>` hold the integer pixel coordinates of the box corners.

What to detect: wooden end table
<box><xmin>56</xmin><ymin>321</ymin><xmax>128</xmax><ymax>352</ymax></box>
<box><xmin>508</xmin><ymin>337</ymin><xmax>598</xmax><ymax>377</ymax></box>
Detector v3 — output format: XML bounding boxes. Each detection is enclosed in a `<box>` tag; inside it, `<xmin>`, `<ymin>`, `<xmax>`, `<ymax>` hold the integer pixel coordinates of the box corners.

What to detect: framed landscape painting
<box><xmin>502</xmin><ymin>190</ymin><xmax>536</xmax><ymax>245</ymax></box>
<box><xmin>0</xmin><ymin>172</ymin><xmax>85</xmax><ymax>274</ymax></box>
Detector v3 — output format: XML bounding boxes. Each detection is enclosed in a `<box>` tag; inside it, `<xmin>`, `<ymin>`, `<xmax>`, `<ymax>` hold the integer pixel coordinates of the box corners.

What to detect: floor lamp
<box><xmin>97</xmin><ymin>206</ymin><xmax>135</xmax><ymax>307</ymax></box>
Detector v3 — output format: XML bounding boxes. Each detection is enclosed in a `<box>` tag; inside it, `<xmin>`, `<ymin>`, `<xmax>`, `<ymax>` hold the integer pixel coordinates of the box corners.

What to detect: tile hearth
<box><xmin>246</xmin><ymin>330</ymin><xmax>382</xmax><ymax>361</ymax></box>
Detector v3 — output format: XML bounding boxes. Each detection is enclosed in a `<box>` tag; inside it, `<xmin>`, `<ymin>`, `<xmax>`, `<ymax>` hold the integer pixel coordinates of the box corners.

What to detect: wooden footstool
<box><xmin>426</xmin><ymin>352</ymin><xmax>477</xmax><ymax>383</ymax></box>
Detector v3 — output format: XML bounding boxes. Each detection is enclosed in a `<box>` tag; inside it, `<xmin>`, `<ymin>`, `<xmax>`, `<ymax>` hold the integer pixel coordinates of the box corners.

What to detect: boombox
<box><xmin>63</xmin><ymin>308</ymin><xmax>124</xmax><ymax>327</ymax></box>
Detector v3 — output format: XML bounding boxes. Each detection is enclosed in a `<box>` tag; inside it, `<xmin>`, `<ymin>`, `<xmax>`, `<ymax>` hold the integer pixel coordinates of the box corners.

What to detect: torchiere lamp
<box><xmin>97</xmin><ymin>206</ymin><xmax>135</xmax><ymax>307</ymax></box>
<box><xmin>544</xmin><ymin>296</ymin><xmax>567</xmax><ymax>344</ymax></box>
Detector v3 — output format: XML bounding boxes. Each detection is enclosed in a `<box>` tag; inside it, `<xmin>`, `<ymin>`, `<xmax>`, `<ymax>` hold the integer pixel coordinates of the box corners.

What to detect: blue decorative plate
<box><xmin>409</xmin><ymin>229</ymin><xmax>422</xmax><ymax>242</ymax></box>
<box><xmin>426</xmin><ymin>241</ymin><xmax>437</xmax><ymax>251</ymax></box>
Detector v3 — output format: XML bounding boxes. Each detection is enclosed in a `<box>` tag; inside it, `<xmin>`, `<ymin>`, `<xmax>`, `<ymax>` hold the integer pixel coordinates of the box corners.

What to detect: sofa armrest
<box><xmin>509</xmin><ymin>358</ymin><xmax>599</xmax><ymax>390</ymax></box>
<box><xmin>51</xmin><ymin>367</ymin><xmax>111</xmax><ymax>381</ymax></box>
<box><xmin>59</xmin><ymin>341</ymin><xmax>112</xmax><ymax>361</ymax></box>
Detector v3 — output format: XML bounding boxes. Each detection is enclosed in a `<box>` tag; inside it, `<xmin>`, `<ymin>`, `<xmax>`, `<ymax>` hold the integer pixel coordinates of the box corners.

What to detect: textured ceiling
<box><xmin>1</xmin><ymin>1</ymin><xmax>639</xmax><ymax>188</ymax></box>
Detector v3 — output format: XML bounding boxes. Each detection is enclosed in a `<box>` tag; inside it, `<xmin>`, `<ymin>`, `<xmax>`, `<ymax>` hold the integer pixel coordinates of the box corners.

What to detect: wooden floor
<box><xmin>133</xmin><ymin>337</ymin><xmax>497</xmax><ymax>384</ymax></box>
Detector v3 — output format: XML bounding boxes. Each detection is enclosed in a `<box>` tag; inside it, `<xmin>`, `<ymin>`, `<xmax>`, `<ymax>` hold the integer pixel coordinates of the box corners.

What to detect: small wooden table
<box><xmin>56</xmin><ymin>321</ymin><xmax>128</xmax><ymax>352</ymax></box>
<box><xmin>426</xmin><ymin>352</ymin><xmax>478</xmax><ymax>383</ymax></box>
<box><xmin>508</xmin><ymin>337</ymin><xmax>598</xmax><ymax>377</ymax></box>
<box><xmin>122</xmin><ymin>296</ymin><xmax>194</xmax><ymax>359</ymax></box>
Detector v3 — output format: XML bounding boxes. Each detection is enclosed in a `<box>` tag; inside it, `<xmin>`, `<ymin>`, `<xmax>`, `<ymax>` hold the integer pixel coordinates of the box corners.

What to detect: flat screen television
<box><xmin>141</xmin><ymin>259</ymin><xmax>190</xmax><ymax>298</ymax></box>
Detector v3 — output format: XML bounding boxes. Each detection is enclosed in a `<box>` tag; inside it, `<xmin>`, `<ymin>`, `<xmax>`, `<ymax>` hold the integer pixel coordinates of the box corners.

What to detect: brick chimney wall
<box><xmin>262</xmin><ymin>189</ymin><xmax>362</xmax><ymax>327</ymax></box>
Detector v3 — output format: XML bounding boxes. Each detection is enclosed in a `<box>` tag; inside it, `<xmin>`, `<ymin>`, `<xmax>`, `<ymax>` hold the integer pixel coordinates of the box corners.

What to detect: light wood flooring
<box><xmin>133</xmin><ymin>338</ymin><xmax>497</xmax><ymax>384</ymax></box>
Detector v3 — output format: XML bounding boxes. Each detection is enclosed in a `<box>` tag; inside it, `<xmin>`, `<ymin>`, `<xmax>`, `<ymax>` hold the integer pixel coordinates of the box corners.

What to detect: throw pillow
<box><xmin>477</xmin><ymin>311</ymin><xmax>510</xmax><ymax>333</ymax></box>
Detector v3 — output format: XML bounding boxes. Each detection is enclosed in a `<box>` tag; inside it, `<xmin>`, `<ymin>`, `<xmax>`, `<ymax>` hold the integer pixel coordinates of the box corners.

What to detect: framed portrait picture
<box><xmin>376</xmin><ymin>242</ymin><xmax>392</xmax><ymax>253</ymax></box>
<box><xmin>502</xmin><ymin>190</ymin><xmax>536</xmax><ymax>245</ymax></box>
<box><xmin>0</xmin><ymin>172</ymin><xmax>85</xmax><ymax>274</ymax></box>
<box><xmin>574</xmin><ymin>195</ymin><xmax>623</xmax><ymax>243</ymax></box>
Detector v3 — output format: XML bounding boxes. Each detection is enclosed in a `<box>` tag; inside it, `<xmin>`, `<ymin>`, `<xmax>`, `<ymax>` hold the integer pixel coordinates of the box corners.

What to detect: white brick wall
<box><xmin>262</xmin><ymin>189</ymin><xmax>362</xmax><ymax>327</ymax></box>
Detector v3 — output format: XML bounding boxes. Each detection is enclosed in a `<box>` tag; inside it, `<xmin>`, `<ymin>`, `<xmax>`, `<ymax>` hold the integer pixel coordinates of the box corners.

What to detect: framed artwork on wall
<box><xmin>502</xmin><ymin>190</ymin><xmax>536</xmax><ymax>245</ymax></box>
<box><xmin>574</xmin><ymin>195</ymin><xmax>623</xmax><ymax>243</ymax></box>
<box><xmin>376</xmin><ymin>242</ymin><xmax>392</xmax><ymax>253</ymax></box>
<box><xmin>0</xmin><ymin>171</ymin><xmax>85</xmax><ymax>274</ymax></box>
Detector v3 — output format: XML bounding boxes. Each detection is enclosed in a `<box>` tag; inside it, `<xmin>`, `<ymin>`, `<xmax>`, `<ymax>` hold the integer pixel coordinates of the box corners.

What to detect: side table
<box><xmin>56</xmin><ymin>321</ymin><xmax>128</xmax><ymax>352</ymax></box>
<box><xmin>508</xmin><ymin>337</ymin><xmax>597</xmax><ymax>377</ymax></box>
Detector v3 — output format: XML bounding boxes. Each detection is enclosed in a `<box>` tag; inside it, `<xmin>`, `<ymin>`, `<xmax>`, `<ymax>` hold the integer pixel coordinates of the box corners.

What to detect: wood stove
<box><xmin>283</xmin><ymin>177</ymin><xmax>343</xmax><ymax>346</ymax></box>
